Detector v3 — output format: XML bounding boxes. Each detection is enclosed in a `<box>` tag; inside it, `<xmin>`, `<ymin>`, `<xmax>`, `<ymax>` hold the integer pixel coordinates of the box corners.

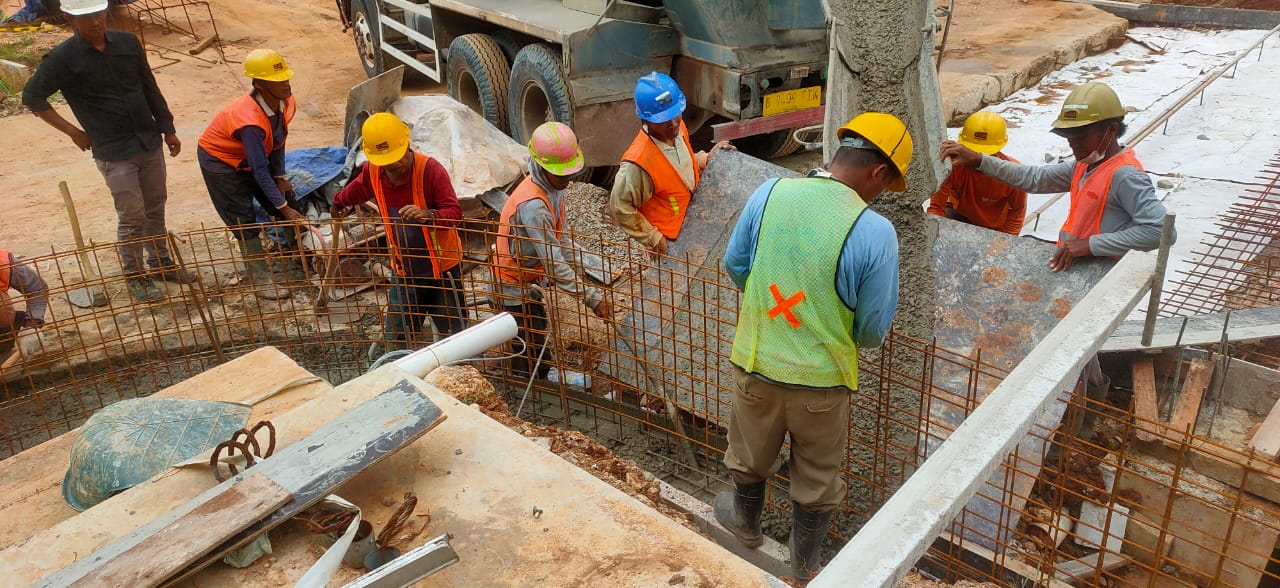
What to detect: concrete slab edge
<box><xmin>656</xmin><ymin>479</ymin><xmax>792</xmax><ymax>581</ymax></box>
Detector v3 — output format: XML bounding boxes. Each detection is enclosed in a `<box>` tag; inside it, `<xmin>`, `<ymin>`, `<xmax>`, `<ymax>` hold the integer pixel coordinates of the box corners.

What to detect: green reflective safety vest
<box><xmin>729</xmin><ymin>177</ymin><xmax>868</xmax><ymax>390</ymax></box>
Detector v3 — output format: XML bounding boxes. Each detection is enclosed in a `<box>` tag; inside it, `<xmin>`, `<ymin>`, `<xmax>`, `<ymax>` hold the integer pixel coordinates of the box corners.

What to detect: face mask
<box><xmin>642</xmin><ymin>124</ymin><xmax>650</xmax><ymax>135</ymax></box>
<box><xmin>1079</xmin><ymin>126</ymin><xmax>1115</xmax><ymax>165</ymax></box>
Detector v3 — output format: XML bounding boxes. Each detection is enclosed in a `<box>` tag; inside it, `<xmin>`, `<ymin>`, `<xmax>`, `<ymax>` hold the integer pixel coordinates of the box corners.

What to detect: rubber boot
<box><xmin>275</xmin><ymin>229</ymin><xmax>308</xmax><ymax>284</ymax></box>
<box><xmin>712</xmin><ymin>481</ymin><xmax>765</xmax><ymax>548</ymax></box>
<box><xmin>789</xmin><ymin>502</ymin><xmax>834</xmax><ymax>582</ymax></box>
<box><xmin>240</xmin><ymin>239</ymin><xmax>291</xmax><ymax>300</ymax></box>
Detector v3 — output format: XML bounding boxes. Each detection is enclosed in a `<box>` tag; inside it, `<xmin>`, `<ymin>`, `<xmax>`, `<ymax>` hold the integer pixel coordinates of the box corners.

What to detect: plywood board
<box><xmin>1131</xmin><ymin>356</ymin><xmax>1160</xmax><ymax>442</ymax></box>
<box><xmin>68</xmin><ymin>474</ymin><xmax>290</xmax><ymax>588</ymax></box>
<box><xmin>3</xmin><ymin>365</ymin><xmax>415</xmax><ymax>586</ymax></box>
<box><xmin>1248</xmin><ymin>398</ymin><xmax>1280</xmax><ymax>460</ymax></box>
<box><xmin>0</xmin><ymin>346</ymin><xmax>328</xmax><ymax>551</ymax></box>
<box><xmin>1170</xmin><ymin>358</ymin><xmax>1214</xmax><ymax>435</ymax></box>
<box><xmin>183</xmin><ymin>365</ymin><xmax>786</xmax><ymax>587</ymax></box>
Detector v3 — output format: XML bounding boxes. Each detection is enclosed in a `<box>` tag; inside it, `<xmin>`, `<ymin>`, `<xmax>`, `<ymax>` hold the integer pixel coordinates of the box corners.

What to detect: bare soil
<box><xmin>1148</xmin><ymin>0</ymin><xmax>1278</xmax><ymax>8</ymax></box>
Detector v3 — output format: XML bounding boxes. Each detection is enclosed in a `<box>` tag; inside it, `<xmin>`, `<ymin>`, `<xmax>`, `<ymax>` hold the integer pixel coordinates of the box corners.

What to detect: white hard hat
<box><xmin>61</xmin><ymin>0</ymin><xmax>109</xmax><ymax>15</ymax></box>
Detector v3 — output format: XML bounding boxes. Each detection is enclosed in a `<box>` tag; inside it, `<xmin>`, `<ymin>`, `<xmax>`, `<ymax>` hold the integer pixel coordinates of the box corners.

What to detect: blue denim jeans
<box><xmin>384</xmin><ymin>265</ymin><xmax>466</xmax><ymax>348</ymax></box>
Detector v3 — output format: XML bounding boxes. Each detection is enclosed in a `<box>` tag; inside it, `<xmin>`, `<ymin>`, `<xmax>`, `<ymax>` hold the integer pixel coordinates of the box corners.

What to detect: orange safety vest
<box><xmin>0</xmin><ymin>249</ymin><xmax>14</xmax><ymax>327</ymax></box>
<box><xmin>198</xmin><ymin>92</ymin><xmax>298</xmax><ymax>171</ymax></box>
<box><xmin>493</xmin><ymin>176</ymin><xmax>564</xmax><ymax>284</ymax></box>
<box><xmin>620</xmin><ymin>120</ymin><xmax>700</xmax><ymax>240</ymax></box>
<box><xmin>1061</xmin><ymin>149</ymin><xmax>1145</xmax><ymax>243</ymax></box>
<box><xmin>370</xmin><ymin>153</ymin><xmax>463</xmax><ymax>278</ymax></box>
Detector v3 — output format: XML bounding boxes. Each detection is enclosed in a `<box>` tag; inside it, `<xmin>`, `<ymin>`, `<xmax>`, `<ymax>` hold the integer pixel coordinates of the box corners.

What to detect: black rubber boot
<box><xmin>790</xmin><ymin>502</ymin><xmax>834</xmax><ymax>582</ymax></box>
<box><xmin>712</xmin><ymin>480</ymin><xmax>765</xmax><ymax>548</ymax></box>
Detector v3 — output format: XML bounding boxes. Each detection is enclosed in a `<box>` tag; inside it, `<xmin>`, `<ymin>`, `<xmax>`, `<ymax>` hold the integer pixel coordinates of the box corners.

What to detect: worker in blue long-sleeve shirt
<box><xmin>197</xmin><ymin>49</ymin><xmax>307</xmax><ymax>300</ymax></box>
<box><xmin>715</xmin><ymin>112</ymin><xmax>908</xmax><ymax>582</ymax></box>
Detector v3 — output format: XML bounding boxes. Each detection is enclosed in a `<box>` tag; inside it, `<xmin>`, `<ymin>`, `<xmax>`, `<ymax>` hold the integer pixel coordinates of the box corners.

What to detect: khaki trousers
<box><xmin>96</xmin><ymin>146</ymin><xmax>172</xmax><ymax>275</ymax></box>
<box><xmin>722</xmin><ymin>365</ymin><xmax>851</xmax><ymax>512</ymax></box>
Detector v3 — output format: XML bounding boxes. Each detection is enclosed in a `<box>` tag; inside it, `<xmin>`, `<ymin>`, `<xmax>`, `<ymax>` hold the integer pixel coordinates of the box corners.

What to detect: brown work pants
<box><xmin>722</xmin><ymin>365</ymin><xmax>851</xmax><ymax>512</ymax></box>
<box><xmin>96</xmin><ymin>146</ymin><xmax>172</xmax><ymax>275</ymax></box>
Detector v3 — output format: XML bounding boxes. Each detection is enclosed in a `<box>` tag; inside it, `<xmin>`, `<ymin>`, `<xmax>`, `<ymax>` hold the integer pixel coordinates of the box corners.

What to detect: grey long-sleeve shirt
<box><xmin>494</xmin><ymin>160</ymin><xmax>603</xmax><ymax>308</ymax></box>
<box><xmin>977</xmin><ymin>151</ymin><xmax>1174</xmax><ymax>256</ymax></box>
<box><xmin>5</xmin><ymin>252</ymin><xmax>49</xmax><ymax>323</ymax></box>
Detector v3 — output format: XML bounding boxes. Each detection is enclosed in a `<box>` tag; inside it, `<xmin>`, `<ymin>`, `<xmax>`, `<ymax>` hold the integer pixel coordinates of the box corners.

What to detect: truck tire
<box><xmin>447</xmin><ymin>34</ymin><xmax>511</xmax><ymax>133</ymax></box>
<box><xmin>350</xmin><ymin>0</ymin><xmax>384</xmax><ymax>77</ymax></box>
<box><xmin>737</xmin><ymin>129</ymin><xmax>803</xmax><ymax>159</ymax></box>
<box><xmin>507</xmin><ymin>44</ymin><xmax>574</xmax><ymax>146</ymax></box>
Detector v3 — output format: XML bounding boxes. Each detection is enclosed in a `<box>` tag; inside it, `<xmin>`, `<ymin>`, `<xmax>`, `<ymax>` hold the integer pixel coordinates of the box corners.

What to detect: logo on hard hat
<box><xmin>974</xmin><ymin>131</ymin><xmax>988</xmax><ymax>141</ymax></box>
<box><xmin>373</xmin><ymin>141</ymin><xmax>389</xmax><ymax>153</ymax></box>
<box><xmin>654</xmin><ymin>91</ymin><xmax>673</xmax><ymax>107</ymax></box>
<box><xmin>273</xmin><ymin>62</ymin><xmax>284</xmax><ymax>71</ymax></box>
<box><xmin>1063</xmin><ymin>110</ymin><xmax>1078</xmax><ymax>120</ymax></box>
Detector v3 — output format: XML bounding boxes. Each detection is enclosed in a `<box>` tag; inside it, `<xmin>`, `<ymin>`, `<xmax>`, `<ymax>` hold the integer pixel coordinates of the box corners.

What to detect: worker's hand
<box><xmin>710</xmin><ymin>140</ymin><xmax>736</xmax><ymax>156</ymax></box>
<box><xmin>1050</xmin><ymin>238</ymin><xmax>1091</xmax><ymax>272</ymax></box>
<box><xmin>399</xmin><ymin>205</ymin><xmax>435</xmax><ymax>223</ymax></box>
<box><xmin>164</xmin><ymin>133</ymin><xmax>182</xmax><ymax>157</ymax></box>
<box><xmin>280</xmin><ymin>206</ymin><xmax>306</xmax><ymax>222</ymax></box>
<box><xmin>591</xmin><ymin>296</ymin><xmax>614</xmax><ymax>320</ymax></box>
<box><xmin>275</xmin><ymin>177</ymin><xmax>296</xmax><ymax>199</ymax></box>
<box><xmin>939</xmin><ymin>140</ymin><xmax>982</xmax><ymax>168</ymax></box>
<box><xmin>68</xmin><ymin>127</ymin><xmax>91</xmax><ymax>151</ymax></box>
<box><xmin>329</xmin><ymin>204</ymin><xmax>350</xmax><ymax>218</ymax></box>
<box><xmin>647</xmin><ymin>237</ymin><xmax>668</xmax><ymax>261</ymax></box>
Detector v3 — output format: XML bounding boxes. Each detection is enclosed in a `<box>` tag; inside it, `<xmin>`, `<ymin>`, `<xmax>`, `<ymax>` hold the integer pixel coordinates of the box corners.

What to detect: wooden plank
<box><xmin>69</xmin><ymin>474</ymin><xmax>289</xmax><ymax>588</ymax></box>
<box><xmin>1248</xmin><ymin>398</ymin><xmax>1280</xmax><ymax>460</ymax></box>
<box><xmin>34</xmin><ymin>378</ymin><xmax>443</xmax><ymax>588</ymax></box>
<box><xmin>1132</xmin><ymin>356</ymin><xmax>1160</xmax><ymax>442</ymax></box>
<box><xmin>1170</xmin><ymin>358</ymin><xmax>1214</xmax><ymax>435</ymax></box>
<box><xmin>0</xmin><ymin>346</ymin><xmax>328</xmax><ymax>552</ymax></box>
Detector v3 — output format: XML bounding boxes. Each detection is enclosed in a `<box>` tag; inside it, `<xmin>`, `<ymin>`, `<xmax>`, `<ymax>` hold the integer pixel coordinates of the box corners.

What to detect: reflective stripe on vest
<box><xmin>621</xmin><ymin>120</ymin><xmax>700</xmax><ymax>240</ymax></box>
<box><xmin>493</xmin><ymin>176</ymin><xmax>565</xmax><ymax>284</ymax></box>
<box><xmin>729</xmin><ymin>178</ymin><xmax>866</xmax><ymax>390</ymax></box>
<box><xmin>370</xmin><ymin>153</ymin><xmax>463</xmax><ymax>278</ymax></box>
<box><xmin>1061</xmin><ymin>148</ymin><xmax>1145</xmax><ymax>244</ymax></box>
<box><xmin>197</xmin><ymin>93</ymin><xmax>298</xmax><ymax>171</ymax></box>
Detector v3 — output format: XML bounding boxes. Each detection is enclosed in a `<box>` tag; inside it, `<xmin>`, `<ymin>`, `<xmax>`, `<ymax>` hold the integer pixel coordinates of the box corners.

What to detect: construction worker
<box><xmin>197</xmin><ymin>48</ymin><xmax>307</xmax><ymax>300</ymax></box>
<box><xmin>330</xmin><ymin>113</ymin><xmax>466</xmax><ymax>348</ymax></box>
<box><xmin>715</xmin><ymin>112</ymin><xmax>909</xmax><ymax>582</ymax></box>
<box><xmin>939</xmin><ymin>81</ymin><xmax>1173</xmax><ymax>271</ymax></box>
<box><xmin>929</xmin><ymin>111</ymin><xmax>1028</xmax><ymax>235</ymax></box>
<box><xmin>493</xmin><ymin>122</ymin><xmax>613</xmax><ymax>377</ymax></box>
<box><xmin>0</xmin><ymin>249</ymin><xmax>49</xmax><ymax>358</ymax></box>
<box><xmin>608</xmin><ymin>72</ymin><xmax>733</xmax><ymax>259</ymax></box>
<box><xmin>22</xmin><ymin>0</ymin><xmax>194</xmax><ymax>303</ymax></box>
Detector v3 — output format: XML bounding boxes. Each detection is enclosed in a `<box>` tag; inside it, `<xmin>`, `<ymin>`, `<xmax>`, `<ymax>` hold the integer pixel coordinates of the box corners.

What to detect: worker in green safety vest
<box><xmin>715</xmin><ymin>112</ymin><xmax>912</xmax><ymax>582</ymax></box>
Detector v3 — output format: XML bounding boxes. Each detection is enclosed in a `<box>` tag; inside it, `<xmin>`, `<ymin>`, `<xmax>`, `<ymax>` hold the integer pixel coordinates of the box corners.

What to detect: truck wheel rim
<box><xmin>353</xmin><ymin>12</ymin><xmax>376</xmax><ymax>69</ymax></box>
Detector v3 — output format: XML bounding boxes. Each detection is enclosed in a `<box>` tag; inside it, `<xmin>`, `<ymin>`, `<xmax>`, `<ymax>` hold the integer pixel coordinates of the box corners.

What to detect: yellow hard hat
<box><xmin>1052</xmin><ymin>82</ymin><xmax>1125</xmax><ymax>134</ymax></box>
<box><xmin>959</xmin><ymin>111</ymin><xmax>1008</xmax><ymax>155</ymax></box>
<box><xmin>244</xmin><ymin>49</ymin><xmax>294</xmax><ymax>82</ymax></box>
<box><xmin>836</xmin><ymin>112</ymin><xmax>913</xmax><ymax>192</ymax></box>
<box><xmin>362</xmin><ymin>113</ymin><xmax>411</xmax><ymax>167</ymax></box>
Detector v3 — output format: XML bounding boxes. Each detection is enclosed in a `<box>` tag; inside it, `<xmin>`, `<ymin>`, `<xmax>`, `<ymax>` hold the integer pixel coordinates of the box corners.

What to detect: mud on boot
<box><xmin>713</xmin><ymin>480</ymin><xmax>765</xmax><ymax>548</ymax></box>
<box><xmin>789</xmin><ymin>501</ymin><xmax>834</xmax><ymax>582</ymax></box>
<box><xmin>126</xmin><ymin>275</ymin><xmax>165</xmax><ymax>303</ymax></box>
<box><xmin>239</xmin><ymin>239</ymin><xmax>291</xmax><ymax>300</ymax></box>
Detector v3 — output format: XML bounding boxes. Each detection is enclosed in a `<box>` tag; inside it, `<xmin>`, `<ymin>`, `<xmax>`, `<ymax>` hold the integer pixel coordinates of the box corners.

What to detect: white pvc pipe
<box><xmin>393</xmin><ymin>313</ymin><xmax>518</xmax><ymax>378</ymax></box>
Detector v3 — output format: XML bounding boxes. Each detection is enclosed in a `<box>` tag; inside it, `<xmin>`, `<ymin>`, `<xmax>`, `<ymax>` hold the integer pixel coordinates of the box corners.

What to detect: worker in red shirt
<box><xmin>330</xmin><ymin>113</ymin><xmax>466</xmax><ymax>349</ymax></box>
<box><xmin>930</xmin><ymin>111</ymin><xmax>1027</xmax><ymax>235</ymax></box>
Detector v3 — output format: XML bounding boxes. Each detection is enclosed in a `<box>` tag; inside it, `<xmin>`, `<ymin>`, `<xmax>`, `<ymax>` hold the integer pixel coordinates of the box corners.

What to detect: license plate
<box><xmin>762</xmin><ymin>86</ymin><xmax>821</xmax><ymax>117</ymax></box>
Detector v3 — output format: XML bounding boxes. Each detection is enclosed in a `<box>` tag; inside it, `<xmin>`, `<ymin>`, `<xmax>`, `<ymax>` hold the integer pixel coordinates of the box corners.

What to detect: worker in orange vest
<box><xmin>940</xmin><ymin>82</ymin><xmax>1173</xmax><ymax>271</ymax></box>
<box><xmin>929</xmin><ymin>111</ymin><xmax>1027</xmax><ymax>235</ymax></box>
<box><xmin>330</xmin><ymin>113</ymin><xmax>466</xmax><ymax>349</ymax></box>
<box><xmin>197</xmin><ymin>49</ymin><xmax>308</xmax><ymax>300</ymax></box>
<box><xmin>493</xmin><ymin>122</ymin><xmax>612</xmax><ymax>378</ymax></box>
<box><xmin>0</xmin><ymin>249</ymin><xmax>48</xmax><ymax>359</ymax></box>
<box><xmin>609</xmin><ymin>72</ymin><xmax>733</xmax><ymax>260</ymax></box>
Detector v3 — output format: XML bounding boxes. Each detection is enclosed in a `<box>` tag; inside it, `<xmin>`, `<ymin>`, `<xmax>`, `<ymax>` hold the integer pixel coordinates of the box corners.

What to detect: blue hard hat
<box><xmin>634</xmin><ymin>72</ymin><xmax>686</xmax><ymax>124</ymax></box>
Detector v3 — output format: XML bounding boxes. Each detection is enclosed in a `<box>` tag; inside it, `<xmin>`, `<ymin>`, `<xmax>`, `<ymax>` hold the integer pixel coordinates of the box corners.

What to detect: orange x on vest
<box><xmin>767</xmin><ymin>284</ymin><xmax>805</xmax><ymax>329</ymax></box>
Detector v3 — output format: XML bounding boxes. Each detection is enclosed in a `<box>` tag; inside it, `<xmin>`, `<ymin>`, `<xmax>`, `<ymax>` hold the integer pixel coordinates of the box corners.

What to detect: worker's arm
<box><xmin>977</xmin><ymin>155</ymin><xmax>1074</xmax><ymax>194</ymax></box>
<box><xmin>1088</xmin><ymin>166</ymin><xmax>1174</xmax><ymax>256</ymax></box>
<box><xmin>1002</xmin><ymin>184</ymin><xmax>1029</xmax><ymax>235</ymax></box>
<box><xmin>722</xmin><ymin>179</ymin><xmax>778</xmax><ymax>291</ymax></box>
<box><xmin>836</xmin><ymin>211</ymin><xmax>900</xmax><ymax>349</ymax></box>
<box><xmin>515</xmin><ymin>201</ymin><xmax>603</xmax><ymax>309</ymax></box>
<box><xmin>332</xmin><ymin>164</ymin><xmax>376</xmax><ymax>207</ymax></box>
<box><xmin>6</xmin><ymin>253</ymin><xmax>48</xmax><ymax>326</ymax></box>
<box><xmin>422</xmin><ymin>157</ymin><xmax>464</xmax><ymax>228</ymax></box>
<box><xmin>236</xmin><ymin>126</ymin><xmax>290</xmax><ymax>208</ymax></box>
<box><xmin>21</xmin><ymin>53</ymin><xmax>92</xmax><ymax>151</ymax></box>
<box><xmin>608</xmin><ymin>163</ymin><xmax>664</xmax><ymax>248</ymax></box>
<box><xmin>128</xmin><ymin>34</ymin><xmax>178</xmax><ymax>154</ymax></box>
<box><xmin>927</xmin><ymin>171</ymin><xmax>954</xmax><ymax>217</ymax></box>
